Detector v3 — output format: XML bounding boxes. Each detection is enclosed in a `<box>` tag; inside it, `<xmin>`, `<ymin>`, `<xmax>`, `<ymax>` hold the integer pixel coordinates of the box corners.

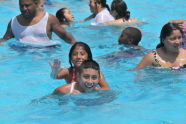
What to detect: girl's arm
<box><xmin>96</xmin><ymin>72</ymin><xmax>110</xmax><ymax>90</ymax></box>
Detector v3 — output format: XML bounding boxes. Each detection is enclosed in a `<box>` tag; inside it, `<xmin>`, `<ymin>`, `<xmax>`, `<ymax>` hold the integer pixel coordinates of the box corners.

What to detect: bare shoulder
<box><xmin>179</xmin><ymin>48</ymin><xmax>186</xmax><ymax>56</ymax></box>
<box><xmin>54</xmin><ymin>83</ymin><xmax>72</xmax><ymax>94</ymax></box>
<box><xmin>144</xmin><ymin>50</ymin><xmax>154</xmax><ymax>60</ymax></box>
<box><xmin>129</xmin><ymin>18</ymin><xmax>141</xmax><ymax>23</ymax></box>
<box><xmin>104</xmin><ymin>19</ymin><xmax>123</xmax><ymax>25</ymax></box>
<box><xmin>105</xmin><ymin>18</ymin><xmax>141</xmax><ymax>26</ymax></box>
<box><xmin>132</xmin><ymin>50</ymin><xmax>155</xmax><ymax>70</ymax></box>
<box><xmin>48</xmin><ymin>13</ymin><xmax>59</xmax><ymax>24</ymax></box>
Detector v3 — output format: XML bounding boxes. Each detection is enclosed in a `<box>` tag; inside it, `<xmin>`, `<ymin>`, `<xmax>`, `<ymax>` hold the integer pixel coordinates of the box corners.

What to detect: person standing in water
<box><xmin>0</xmin><ymin>0</ymin><xmax>76</xmax><ymax>46</ymax></box>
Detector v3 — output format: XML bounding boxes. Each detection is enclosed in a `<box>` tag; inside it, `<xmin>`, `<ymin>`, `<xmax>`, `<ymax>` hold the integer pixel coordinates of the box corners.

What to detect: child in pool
<box><xmin>49</xmin><ymin>42</ymin><xmax>109</xmax><ymax>90</ymax></box>
<box><xmin>53</xmin><ymin>60</ymin><xmax>102</xmax><ymax>94</ymax></box>
<box><xmin>132</xmin><ymin>23</ymin><xmax>186</xmax><ymax>70</ymax></box>
<box><xmin>56</xmin><ymin>8</ymin><xmax>74</xmax><ymax>28</ymax></box>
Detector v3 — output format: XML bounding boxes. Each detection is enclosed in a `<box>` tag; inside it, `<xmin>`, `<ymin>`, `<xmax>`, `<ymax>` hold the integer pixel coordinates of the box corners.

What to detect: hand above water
<box><xmin>49</xmin><ymin>58</ymin><xmax>63</xmax><ymax>78</ymax></box>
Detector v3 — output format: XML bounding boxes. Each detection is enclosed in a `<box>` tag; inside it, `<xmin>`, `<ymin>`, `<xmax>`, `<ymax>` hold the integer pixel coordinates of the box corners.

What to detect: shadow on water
<box><xmin>31</xmin><ymin>90</ymin><xmax>118</xmax><ymax>107</ymax></box>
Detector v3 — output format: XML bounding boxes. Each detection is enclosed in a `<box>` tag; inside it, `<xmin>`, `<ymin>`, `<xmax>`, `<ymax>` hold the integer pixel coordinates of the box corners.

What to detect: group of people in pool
<box><xmin>56</xmin><ymin>0</ymin><xmax>139</xmax><ymax>28</ymax></box>
<box><xmin>0</xmin><ymin>0</ymin><xmax>186</xmax><ymax>95</ymax></box>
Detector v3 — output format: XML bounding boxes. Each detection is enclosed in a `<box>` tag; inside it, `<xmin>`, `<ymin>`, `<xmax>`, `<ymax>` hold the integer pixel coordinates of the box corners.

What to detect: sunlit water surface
<box><xmin>0</xmin><ymin>0</ymin><xmax>186</xmax><ymax>123</ymax></box>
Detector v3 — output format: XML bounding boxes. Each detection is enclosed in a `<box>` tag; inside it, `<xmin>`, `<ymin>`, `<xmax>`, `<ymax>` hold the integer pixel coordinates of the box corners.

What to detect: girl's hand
<box><xmin>49</xmin><ymin>58</ymin><xmax>63</xmax><ymax>78</ymax></box>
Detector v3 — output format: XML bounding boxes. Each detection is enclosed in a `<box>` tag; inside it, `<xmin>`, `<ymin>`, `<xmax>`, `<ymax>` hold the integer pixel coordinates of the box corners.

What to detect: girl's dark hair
<box><xmin>156</xmin><ymin>23</ymin><xmax>184</xmax><ymax>48</ymax></box>
<box><xmin>69</xmin><ymin>42</ymin><xmax>93</xmax><ymax>68</ymax></box>
<box><xmin>56</xmin><ymin>8</ymin><xmax>68</xmax><ymax>24</ymax></box>
<box><xmin>111</xmin><ymin>0</ymin><xmax>130</xmax><ymax>20</ymax></box>
<box><xmin>96</xmin><ymin>0</ymin><xmax>110</xmax><ymax>11</ymax></box>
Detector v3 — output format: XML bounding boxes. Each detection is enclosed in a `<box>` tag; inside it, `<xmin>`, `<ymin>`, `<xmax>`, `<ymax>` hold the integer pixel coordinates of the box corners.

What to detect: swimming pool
<box><xmin>0</xmin><ymin>0</ymin><xmax>186</xmax><ymax>123</ymax></box>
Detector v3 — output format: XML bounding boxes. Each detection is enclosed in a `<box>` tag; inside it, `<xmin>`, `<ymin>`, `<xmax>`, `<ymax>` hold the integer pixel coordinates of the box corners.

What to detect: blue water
<box><xmin>0</xmin><ymin>0</ymin><xmax>186</xmax><ymax>124</ymax></box>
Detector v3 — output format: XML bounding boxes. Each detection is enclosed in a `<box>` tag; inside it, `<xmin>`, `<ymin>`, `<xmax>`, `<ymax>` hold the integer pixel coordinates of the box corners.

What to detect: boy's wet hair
<box><xmin>79</xmin><ymin>60</ymin><xmax>100</xmax><ymax>74</ymax></box>
<box><xmin>119</xmin><ymin>27</ymin><xmax>142</xmax><ymax>45</ymax></box>
<box><xmin>69</xmin><ymin>42</ymin><xmax>93</xmax><ymax>68</ymax></box>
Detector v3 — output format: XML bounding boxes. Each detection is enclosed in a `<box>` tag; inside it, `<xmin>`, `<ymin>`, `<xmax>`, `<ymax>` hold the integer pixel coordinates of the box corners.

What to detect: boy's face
<box><xmin>79</xmin><ymin>68</ymin><xmax>99</xmax><ymax>92</ymax></box>
<box><xmin>118</xmin><ymin>30</ymin><xmax>131</xmax><ymax>45</ymax></box>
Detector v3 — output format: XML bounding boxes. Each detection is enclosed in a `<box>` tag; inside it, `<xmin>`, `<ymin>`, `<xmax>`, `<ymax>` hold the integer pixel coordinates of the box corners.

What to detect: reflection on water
<box><xmin>31</xmin><ymin>90</ymin><xmax>118</xmax><ymax>107</ymax></box>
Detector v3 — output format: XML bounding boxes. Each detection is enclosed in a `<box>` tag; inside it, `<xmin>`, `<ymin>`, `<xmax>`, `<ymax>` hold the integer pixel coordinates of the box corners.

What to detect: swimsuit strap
<box><xmin>152</xmin><ymin>50</ymin><xmax>172</xmax><ymax>69</ymax></box>
<box><xmin>71</xmin><ymin>68</ymin><xmax>77</xmax><ymax>83</ymax></box>
<box><xmin>69</xmin><ymin>81</ymin><xmax>76</xmax><ymax>94</ymax></box>
<box><xmin>152</xmin><ymin>50</ymin><xmax>161</xmax><ymax>67</ymax></box>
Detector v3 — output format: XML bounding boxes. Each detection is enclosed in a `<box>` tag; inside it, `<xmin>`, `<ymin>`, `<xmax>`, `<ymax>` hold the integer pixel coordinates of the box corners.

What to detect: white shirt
<box><xmin>91</xmin><ymin>9</ymin><xmax>115</xmax><ymax>26</ymax></box>
<box><xmin>11</xmin><ymin>12</ymin><xmax>61</xmax><ymax>47</ymax></box>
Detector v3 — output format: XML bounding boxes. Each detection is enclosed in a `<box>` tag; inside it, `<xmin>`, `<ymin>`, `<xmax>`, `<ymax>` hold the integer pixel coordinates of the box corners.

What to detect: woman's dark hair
<box><xmin>111</xmin><ymin>0</ymin><xmax>130</xmax><ymax>20</ymax></box>
<box><xmin>156</xmin><ymin>23</ymin><xmax>184</xmax><ymax>48</ymax></box>
<box><xmin>96</xmin><ymin>0</ymin><xmax>110</xmax><ymax>11</ymax></box>
<box><xmin>69</xmin><ymin>42</ymin><xmax>93</xmax><ymax>68</ymax></box>
<box><xmin>56</xmin><ymin>8</ymin><xmax>68</xmax><ymax>24</ymax></box>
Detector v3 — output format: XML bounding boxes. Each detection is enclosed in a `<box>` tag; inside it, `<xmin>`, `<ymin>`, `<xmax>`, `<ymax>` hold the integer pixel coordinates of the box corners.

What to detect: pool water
<box><xmin>0</xmin><ymin>0</ymin><xmax>186</xmax><ymax>124</ymax></box>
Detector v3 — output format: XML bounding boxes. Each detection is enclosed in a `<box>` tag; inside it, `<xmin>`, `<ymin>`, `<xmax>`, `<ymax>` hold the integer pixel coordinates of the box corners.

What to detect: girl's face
<box><xmin>71</xmin><ymin>46</ymin><xmax>88</xmax><ymax>67</ymax></box>
<box><xmin>63</xmin><ymin>9</ymin><xmax>74</xmax><ymax>22</ymax></box>
<box><xmin>163</xmin><ymin>30</ymin><xmax>183</xmax><ymax>51</ymax></box>
<box><xmin>89</xmin><ymin>0</ymin><xmax>97</xmax><ymax>14</ymax></box>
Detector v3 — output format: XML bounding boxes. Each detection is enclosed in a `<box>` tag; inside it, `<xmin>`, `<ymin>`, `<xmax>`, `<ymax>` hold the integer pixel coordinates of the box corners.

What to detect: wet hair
<box><xmin>119</xmin><ymin>27</ymin><xmax>142</xmax><ymax>45</ymax></box>
<box><xmin>56</xmin><ymin>8</ymin><xmax>69</xmax><ymax>25</ymax></box>
<box><xmin>111</xmin><ymin>0</ymin><xmax>130</xmax><ymax>20</ymax></box>
<box><xmin>79</xmin><ymin>60</ymin><xmax>100</xmax><ymax>74</ymax></box>
<box><xmin>156</xmin><ymin>23</ymin><xmax>184</xmax><ymax>48</ymax></box>
<box><xmin>96</xmin><ymin>0</ymin><xmax>110</xmax><ymax>11</ymax></box>
<box><xmin>69</xmin><ymin>42</ymin><xmax>93</xmax><ymax>68</ymax></box>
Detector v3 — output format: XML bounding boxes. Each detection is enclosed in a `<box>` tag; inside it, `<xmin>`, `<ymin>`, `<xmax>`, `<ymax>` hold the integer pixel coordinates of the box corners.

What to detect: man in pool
<box><xmin>53</xmin><ymin>60</ymin><xmax>102</xmax><ymax>95</ymax></box>
<box><xmin>0</xmin><ymin>0</ymin><xmax>76</xmax><ymax>46</ymax></box>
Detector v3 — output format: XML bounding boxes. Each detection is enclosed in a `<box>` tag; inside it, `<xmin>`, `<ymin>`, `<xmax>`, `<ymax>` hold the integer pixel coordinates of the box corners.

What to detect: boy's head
<box><xmin>118</xmin><ymin>27</ymin><xmax>142</xmax><ymax>46</ymax></box>
<box><xmin>78</xmin><ymin>60</ymin><xmax>100</xmax><ymax>92</ymax></box>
